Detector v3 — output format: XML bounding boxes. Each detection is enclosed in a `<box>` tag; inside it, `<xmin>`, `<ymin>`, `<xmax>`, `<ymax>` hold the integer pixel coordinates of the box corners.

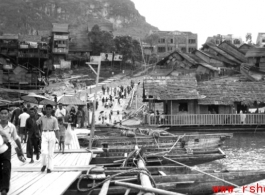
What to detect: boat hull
<box><xmin>90</xmin><ymin>153</ymin><xmax>226</xmax><ymax>167</ymax></box>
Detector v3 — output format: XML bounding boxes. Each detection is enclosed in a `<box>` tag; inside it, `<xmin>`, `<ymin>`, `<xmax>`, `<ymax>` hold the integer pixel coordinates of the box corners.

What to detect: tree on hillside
<box><xmin>143</xmin><ymin>33</ymin><xmax>159</xmax><ymax>48</ymax></box>
<box><xmin>88</xmin><ymin>25</ymin><xmax>115</xmax><ymax>55</ymax></box>
<box><xmin>114</xmin><ymin>36</ymin><xmax>142</xmax><ymax>67</ymax></box>
<box><xmin>246</xmin><ymin>33</ymin><xmax>252</xmax><ymax>44</ymax></box>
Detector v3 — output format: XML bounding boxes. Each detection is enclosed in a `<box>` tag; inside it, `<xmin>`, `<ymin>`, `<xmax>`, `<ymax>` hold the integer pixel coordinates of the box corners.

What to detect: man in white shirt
<box><xmin>0</xmin><ymin>107</ymin><xmax>25</xmax><ymax>195</ymax></box>
<box><xmin>37</xmin><ymin>104</ymin><xmax>59</xmax><ymax>173</ymax></box>
<box><xmin>55</xmin><ymin>103</ymin><xmax>66</xmax><ymax>119</ymax></box>
<box><xmin>18</xmin><ymin>108</ymin><xmax>30</xmax><ymax>143</ymax></box>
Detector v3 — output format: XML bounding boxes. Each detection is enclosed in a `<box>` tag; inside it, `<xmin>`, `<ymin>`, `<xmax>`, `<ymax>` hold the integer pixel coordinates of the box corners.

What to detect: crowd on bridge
<box><xmin>96</xmin><ymin>80</ymin><xmax>136</xmax><ymax>125</ymax></box>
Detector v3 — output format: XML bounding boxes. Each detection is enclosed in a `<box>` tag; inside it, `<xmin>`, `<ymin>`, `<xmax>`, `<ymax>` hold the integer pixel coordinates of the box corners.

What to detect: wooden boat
<box><xmin>90</xmin><ymin>148</ymin><xmax>226</xmax><ymax>167</ymax></box>
<box><xmin>92</xmin><ymin>133</ymin><xmax>233</xmax><ymax>150</ymax></box>
<box><xmin>66</xmin><ymin>169</ymin><xmax>265</xmax><ymax>195</ymax></box>
<box><xmin>102</xmin><ymin>147</ymin><xmax>222</xmax><ymax>155</ymax></box>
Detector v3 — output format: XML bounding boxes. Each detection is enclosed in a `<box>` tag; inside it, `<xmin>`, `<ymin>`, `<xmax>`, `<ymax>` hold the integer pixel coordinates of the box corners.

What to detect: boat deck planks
<box><xmin>9</xmin><ymin>147</ymin><xmax>93</xmax><ymax>195</ymax></box>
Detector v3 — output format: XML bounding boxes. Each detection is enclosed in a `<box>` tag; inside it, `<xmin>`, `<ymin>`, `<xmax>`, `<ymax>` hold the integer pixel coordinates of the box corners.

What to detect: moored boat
<box><xmin>91</xmin><ymin>132</ymin><xmax>233</xmax><ymax>150</ymax></box>
<box><xmin>65</xmin><ymin>169</ymin><xmax>265</xmax><ymax>195</ymax></box>
<box><xmin>89</xmin><ymin>148</ymin><xmax>226</xmax><ymax>167</ymax></box>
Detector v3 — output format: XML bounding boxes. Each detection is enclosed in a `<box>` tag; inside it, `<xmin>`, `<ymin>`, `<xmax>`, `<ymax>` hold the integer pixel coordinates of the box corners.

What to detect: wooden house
<box><xmin>245</xmin><ymin>47</ymin><xmax>265</xmax><ymax>72</ymax></box>
<box><xmin>157</xmin><ymin>50</ymin><xmax>197</xmax><ymax>69</ymax></box>
<box><xmin>143</xmin><ymin>74</ymin><xmax>265</xmax><ymax>126</ymax></box>
<box><xmin>193</xmin><ymin>50</ymin><xmax>225</xmax><ymax>67</ymax></box>
<box><xmin>0</xmin><ymin>54</ymin><xmax>43</xmax><ymax>89</ymax></box>
<box><xmin>238</xmin><ymin>43</ymin><xmax>254</xmax><ymax>55</ymax></box>
<box><xmin>201</xmin><ymin>42</ymin><xmax>241</xmax><ymax>66</ymax></box>
<box><xmin>52</xmin><ymin>23</ymin><xmax>70</xmax><ymax>66</ymax></box>
<box><xmin>218</xmin><ymin>40</ymin><xmax>247</xmax><ymax>63</ymax></box>
<box><xmin>143</xmin><ymin>74</ymin><xmax>201</xmax><ymax>115</ymax></box>
<box><xmin>240</xmin><ymin>63</ymin><xmax>265</xmax><ymax>81</ymax></box>
<box><xmin>18</xmin><ymin>35</ymin><xmax>49</xmax><ymax>71</ymax></box>
<box><xmin>0</xmin><ymin>34</ymin><xmax>19</xmax><ymax>61</ymax></box>
<box><xmin>196</xmin><ymin>63</ymin><xmax>220</xmax><ymax>79</ymax></box>
<box><xmin>197</xmin><ymin>80</ymin><xmax>265</xmax><ymax>113</ymax></box>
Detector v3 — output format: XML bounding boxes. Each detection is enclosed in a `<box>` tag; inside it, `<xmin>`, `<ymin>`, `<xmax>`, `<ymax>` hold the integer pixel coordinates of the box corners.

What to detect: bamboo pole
<box><xmin>89</xmin><ymin>59</ymin><xmax>101</xmax><ymax>150</ymax></box>
<box><xmin>137</xmin><ymin>159</ymin><xmax>154</xmax><ymax>195</ymax></box>
<box><xmin>124</xmin><ymin>188</ymin><xmax>131</xmax><ymax>195</ymax></box>
<box><xmin>99</xmin><ymin>180</ymin><xmax>111</xmax><ymax>195</ymax></box>
<box><xmin>114</xmin><ymin>181</ymin><xmax>183</xmax><ymax>195</ymax></box>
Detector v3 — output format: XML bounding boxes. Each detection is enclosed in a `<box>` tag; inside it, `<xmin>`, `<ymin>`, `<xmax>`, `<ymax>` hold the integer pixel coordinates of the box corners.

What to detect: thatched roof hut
<box><xmin>143</xmin><ymin>74</ymin><xmax>201</xmax><ymax>100</ymax></box>
<box><xmin>197</xmin><ymin>80</ymin><xmax>265</xmax><ymax>106</ymax></box>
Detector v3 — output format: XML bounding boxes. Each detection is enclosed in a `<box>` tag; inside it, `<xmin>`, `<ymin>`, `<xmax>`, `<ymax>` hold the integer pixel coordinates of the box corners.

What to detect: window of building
<box><xmin>233</xmin><ymin>39</ymin><xmax>241</xmax><ymax>45</ymax></box>
<box><xmin>158</xmin><ymin>38</ymin><xmax>165</xmax><ymax>43</ymax></box>
<box><xmin>179</xmin><ymin>103</ymin><xmax>188</xmax><ymax>112</ymax></box>
<box><xmin>170</xmin><ymin>39</ymin><xmax>174</xmax><ymax>43</ymax></box>
<box><xmin>188</xmin><ymin>47</ymin><xmax>196</xmax><ymax>53</ymax></box>
<box><xmin>158</xmin><ymin>47</ymin><xmax>166</xmax><ymax>53</ymax></box>
<box><xmin>181</xmin><ymin>47</ymin><xmax>186</xmax><ymax>53</ymax></box>
<box><xmin>168</xmin><ymin>46</ymin><xmax>173</xmax><ymax>51</ymax></box>
<box><xmin>262</xmin><ymin>39</ymin><xmax>265</xmax><ymax>43</ymax></box>
<box><xmin>216</xmin><ymin>40</ymin><xmax>220</xmax><ymax>45</ymax></box>
<box><xmin>208</xmin><ymin>105</ymin><xmax>218</xmax><ymax>114</ymax></box>
<box><xmin>188</xmin><ymin>39</ymin><xmax>196</xmax><ymax>44</ymax></box>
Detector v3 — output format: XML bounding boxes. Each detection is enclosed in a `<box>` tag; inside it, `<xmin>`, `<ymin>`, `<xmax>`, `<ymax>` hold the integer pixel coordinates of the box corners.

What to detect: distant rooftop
<box><xmin>149</xmin><ymin>30</ymin><xmax>196</xmax><ymax>36</ymax></box>
<box><xmin>0</xmin><ymin>34</ymin><xmax>19</xmax><ymax>40</ymax></box>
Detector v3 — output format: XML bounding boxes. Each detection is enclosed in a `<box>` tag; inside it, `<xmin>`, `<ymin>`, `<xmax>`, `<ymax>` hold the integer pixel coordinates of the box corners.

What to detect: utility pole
<box><xmin>186</xmin><ymin>34</ymin><xmax>189</xmax><ymax>53</ymax></box>
<box><xmin>139</xmin><ymin>38</ymin><xmax>146</xmax><ymax>70</ymax></box>
<box><xmin>86</xmin><ymin>58</ymin><xmax>101</xmax><ymax>150</ymax></box>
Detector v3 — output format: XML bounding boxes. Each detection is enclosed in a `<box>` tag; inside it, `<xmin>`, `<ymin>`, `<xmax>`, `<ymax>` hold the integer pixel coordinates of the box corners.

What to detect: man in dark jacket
<box><xmin>25</xmin><ymin>108</ymin><xmax>40</xmax><ymax>163</ymax></box>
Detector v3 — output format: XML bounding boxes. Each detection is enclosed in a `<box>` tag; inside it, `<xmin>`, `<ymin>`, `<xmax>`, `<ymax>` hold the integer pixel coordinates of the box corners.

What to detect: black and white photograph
<box><xmin>0</xmin><ymin>0</ymin><xmax>265</xmax><ymax>195</ymax></box>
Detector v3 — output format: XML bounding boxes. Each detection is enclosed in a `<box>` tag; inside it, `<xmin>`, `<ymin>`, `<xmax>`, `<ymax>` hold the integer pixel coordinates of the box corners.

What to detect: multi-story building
<box><xmin>206</xmin><ymin>34</ymin><xmax>243</xmax><ymax>47</ymax></box>
<box><xmin>256</xmin><ymin>33</ymin><xmax>265</xmax><ymax>47</ymax></box>
<box><xmin>51</xmin><ymin>23</ymin><xmax>70</xmax><ymax>68</ymax></box>
<box><xmin>148</xmin><ymin>30</ymin><xmax>198</xmax><ymax>56</ymax></box>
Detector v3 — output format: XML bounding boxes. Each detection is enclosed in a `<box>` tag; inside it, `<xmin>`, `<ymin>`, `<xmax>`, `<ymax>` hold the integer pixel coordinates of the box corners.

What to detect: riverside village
<box><xmin>1</xmin><ymin>0</ymin><xmax>265</xmax><ymax>195</ymax></box>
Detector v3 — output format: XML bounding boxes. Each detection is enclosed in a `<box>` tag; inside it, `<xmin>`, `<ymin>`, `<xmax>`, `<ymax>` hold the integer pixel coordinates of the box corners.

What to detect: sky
<box><xmin>131</xmin><ymin>0</ymin><xmax>265</xmax><ymax>48</ymax></box>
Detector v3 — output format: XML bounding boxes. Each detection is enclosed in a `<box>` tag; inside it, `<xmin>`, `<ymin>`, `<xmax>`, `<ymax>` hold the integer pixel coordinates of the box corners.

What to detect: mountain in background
<box><xmin>0</xmin><ymin>0</ymin><xmax>158</xmax><ymax>39</ymax></box>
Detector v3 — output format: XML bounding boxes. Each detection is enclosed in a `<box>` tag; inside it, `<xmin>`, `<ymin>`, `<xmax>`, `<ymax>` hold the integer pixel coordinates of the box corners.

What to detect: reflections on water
<box><xmin>198</xmin><ymin>132</ymin><xmax>265</xmax><ymax>171</ymax></box>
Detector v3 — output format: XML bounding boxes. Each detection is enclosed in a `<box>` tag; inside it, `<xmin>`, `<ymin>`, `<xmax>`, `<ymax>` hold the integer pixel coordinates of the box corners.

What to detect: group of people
<box><xmin>0</xmin><ymin>101</ymin><xmax>82</xmax><ymax>195</ymax></box>
<box><xmin>149</xmin><ymin>110</ymin><xmax>166</xmax><ymax>125</ymax></box>
<box><xmin>97</xmin><ymin>81</ymin><xmax>135</xmax><ymax>125</ymax></box>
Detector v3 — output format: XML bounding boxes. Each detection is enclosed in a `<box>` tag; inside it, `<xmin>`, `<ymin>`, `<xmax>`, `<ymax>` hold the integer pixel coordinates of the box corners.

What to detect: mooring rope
<box><xmin>162</xmin><ymin>156</ymin><xmax>261</xmax><ymax>195</ymax></box>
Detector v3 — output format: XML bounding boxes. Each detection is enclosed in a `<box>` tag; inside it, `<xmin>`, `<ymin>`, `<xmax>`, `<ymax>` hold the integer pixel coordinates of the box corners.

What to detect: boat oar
<box><xmin>114</xmin><ymin>181</ymin><xmax>184</xmax><ymax>195</ymax></box>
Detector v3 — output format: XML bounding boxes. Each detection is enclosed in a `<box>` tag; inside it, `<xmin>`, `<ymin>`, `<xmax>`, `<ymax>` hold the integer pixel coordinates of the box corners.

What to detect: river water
<box><xmin>197</xmin><ymin>132</ymin><xmax>265</xmax><ymax>171</ymax></box>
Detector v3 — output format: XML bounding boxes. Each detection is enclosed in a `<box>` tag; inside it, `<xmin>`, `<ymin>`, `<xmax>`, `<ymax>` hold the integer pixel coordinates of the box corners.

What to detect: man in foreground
<box><xmin>37</xmin><ymin>104</ymin><xmax>59</xmax><ymax>173</ymax></box>
<box><xmin>0</xmin><ymin>107</ymin><xmax>25</xmax><ymax>195</ymax></box>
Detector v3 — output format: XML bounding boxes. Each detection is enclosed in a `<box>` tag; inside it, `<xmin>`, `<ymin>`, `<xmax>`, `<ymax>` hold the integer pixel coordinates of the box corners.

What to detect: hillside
<box><xmin>0</xmin><ymin>0</ymin><xmax>158</xmax><ymax>38</ymax></box>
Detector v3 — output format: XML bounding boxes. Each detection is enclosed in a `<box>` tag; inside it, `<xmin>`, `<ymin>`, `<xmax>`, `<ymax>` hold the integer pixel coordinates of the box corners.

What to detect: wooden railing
<box><xmin>146</xmin><ymin>114</ymin><xmax>265</xmax><ymax>126</ymax></box>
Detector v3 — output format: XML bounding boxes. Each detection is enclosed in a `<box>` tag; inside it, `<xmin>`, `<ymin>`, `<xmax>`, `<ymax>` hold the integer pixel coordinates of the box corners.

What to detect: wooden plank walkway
<box><xmin>8</xmin><ymin>141</ymin><xmax>94</xmax><ymax>195</ymax></box>
<box><xmin>9</xmin><ymin>171</ymin><xmax>81</xmax><ymax>195</ymax></box>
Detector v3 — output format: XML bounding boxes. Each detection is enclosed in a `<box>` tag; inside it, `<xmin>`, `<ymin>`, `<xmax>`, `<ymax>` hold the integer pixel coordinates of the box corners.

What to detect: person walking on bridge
<box><xmin>37</xmin><ymin>104</ymin><xmax>59</xmax><ymax>173</ymax></box>
<box><xmin>25</xmin><ymin>108</ymin><xmax>41</xmax><ymax>163</ymax></box>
